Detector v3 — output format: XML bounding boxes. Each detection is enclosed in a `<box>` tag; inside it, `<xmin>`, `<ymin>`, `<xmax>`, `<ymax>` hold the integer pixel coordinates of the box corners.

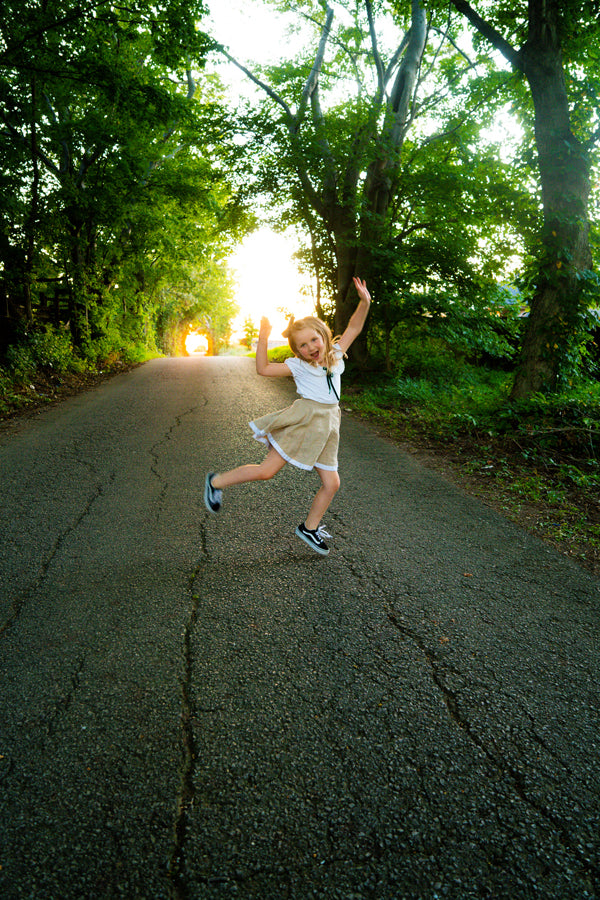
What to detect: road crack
<box><xmin>149</xmin><ymin>405</ymin><xmax>204</xmax><ymax>524</ymax></box>
<box><xmin>387</xmin><ymin>607</ymin><xmax>600</xmax><ymax>888</ymax></box>
<box><xmin>0</xmin><ymin>474</ymin><xmax>115</xmax><ymax>638</ymax></box>
<box><xmin>167</xmin><ymin>523</ymin><xmax>208</xmax><ymax>900</ymax></box>
<box><xmin>44</xmin><ymin>655</ymin><xmax>86</xmax><ymax>739</ymax></box>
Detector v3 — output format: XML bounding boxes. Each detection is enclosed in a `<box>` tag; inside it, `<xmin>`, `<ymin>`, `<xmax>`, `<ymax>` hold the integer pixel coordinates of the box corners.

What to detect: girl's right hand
<box><xmin>259</xmin><ymin>316</ymin><xmax>272</xmax><ymax>337</ymax></box>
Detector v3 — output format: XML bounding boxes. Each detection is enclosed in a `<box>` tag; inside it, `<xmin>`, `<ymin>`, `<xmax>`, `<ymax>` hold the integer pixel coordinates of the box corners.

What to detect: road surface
<box><xmin>0</xmin><ymin>356</ymin><xmax>599</xmax><ymax>899</ymax></box>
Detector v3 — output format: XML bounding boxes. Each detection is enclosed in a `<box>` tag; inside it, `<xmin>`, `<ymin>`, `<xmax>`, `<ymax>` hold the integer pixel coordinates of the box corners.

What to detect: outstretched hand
<box><xmin>353</xmin><ymin>276</ymin><xmax>371</xmax><ymax>303</ymax></box>
<box><xmin>336</xmin><ymin>276</ymin><xmax>372</xmax><ymax>354</ymax></box>
<box><xmin>259</xmin><ymin>316</ymin><xmax>272</xmax><ymax>338</ymax></box>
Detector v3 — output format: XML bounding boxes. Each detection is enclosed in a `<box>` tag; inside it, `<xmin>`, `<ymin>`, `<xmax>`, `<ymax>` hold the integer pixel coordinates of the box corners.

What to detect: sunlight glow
<box><xmin>186</xmin><ymin>332</ymin><xmax>209</xmax><ymax>354</ymax></box>
<box><xmin>230</xmin><ymin>229</ymin><xmax>316</xmax><ymax>342</ymax></box>
<box><xmin>206</xmin><ymin>0</ymin><xmax>306</xmax><ymax>93</ymax></box>
<box><xmin>205</xmin><ymin>2</ymin><xmax>318</xmax><ymax>344</ymax></box>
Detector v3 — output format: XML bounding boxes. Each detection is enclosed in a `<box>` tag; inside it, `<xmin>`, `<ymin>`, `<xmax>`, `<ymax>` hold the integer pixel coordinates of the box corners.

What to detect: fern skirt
<box><xmin>249</xmin><ymin>398</ymin><xmax>341</xmax><ymax>472</ymax></box>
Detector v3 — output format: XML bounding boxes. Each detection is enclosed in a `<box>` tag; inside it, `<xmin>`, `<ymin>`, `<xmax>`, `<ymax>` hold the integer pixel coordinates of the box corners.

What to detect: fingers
<box><xmin>353</xmin><ymin>276</ymin><xmax>371</xmax><ymax>300</ymax></box>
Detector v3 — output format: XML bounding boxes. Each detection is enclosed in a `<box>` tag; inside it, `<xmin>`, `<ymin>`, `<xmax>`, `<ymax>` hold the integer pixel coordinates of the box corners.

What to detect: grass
<box><xmin>343</xmin><ymin>350</ymin><xmax>600</xmax><ymax>575</ymax></box>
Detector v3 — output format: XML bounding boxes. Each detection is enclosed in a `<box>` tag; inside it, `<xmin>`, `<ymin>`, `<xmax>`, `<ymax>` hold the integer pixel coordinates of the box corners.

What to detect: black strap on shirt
<box><xmin>325</xmin><ymin>369</ymin><xmax>340</xmax><ymax>402</ymax></box>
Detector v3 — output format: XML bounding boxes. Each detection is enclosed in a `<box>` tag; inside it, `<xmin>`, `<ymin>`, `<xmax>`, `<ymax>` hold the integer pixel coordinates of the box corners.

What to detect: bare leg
<box><xmin>304</xmin><ymin>467</ymin><xmax>340</xmax><ymax>531</ymax></box>
<box><xmin>211</xmin><ymin>446</ymin><xmax>286</xmax><ymax>489</ymax></box>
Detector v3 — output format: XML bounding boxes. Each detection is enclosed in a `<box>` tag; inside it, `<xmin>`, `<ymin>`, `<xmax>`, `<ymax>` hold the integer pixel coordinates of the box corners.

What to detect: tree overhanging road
<box><xmin>1</xmin><ymin>357</ymin><xmax>599</xmax><ymax>899</ymax></box>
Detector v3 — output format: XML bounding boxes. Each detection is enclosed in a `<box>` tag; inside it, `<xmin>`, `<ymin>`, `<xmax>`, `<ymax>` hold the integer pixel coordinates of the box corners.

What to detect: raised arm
<box><xmin>255</xmin><ymin>317</ymin><xmax>293</xmax><ymax>377</ymax></box>
<box><xmin>337</xmin><ymin>277</ymin><xmax>372</xmax><ymax>353</ymax></box>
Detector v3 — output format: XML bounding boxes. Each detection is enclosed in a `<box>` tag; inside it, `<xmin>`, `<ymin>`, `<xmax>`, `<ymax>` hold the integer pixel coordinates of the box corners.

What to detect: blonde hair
<box><xmin>283</xmin><ymin>316</ymin><xmax>343</xmax><ymax>371</ymax></box>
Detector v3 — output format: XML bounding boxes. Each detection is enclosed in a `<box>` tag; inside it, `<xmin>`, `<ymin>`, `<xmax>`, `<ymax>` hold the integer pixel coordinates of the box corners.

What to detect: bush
<box><xmin>29</xmin><ymin>326</ymin><xmax>81</xmax><ymax>372</ymax></box>
<box><xmin>4</xmin><ymin>325</ymin><xmax>83</xmax><ymax>381</ymax></box>
<box><xmin>393</xmin><ymin>337</ymin><xmax>470</xmax><ymax>386</ymax></box>
<box><xmin>0</xmin><ymin>367</ymin><xmax>22</xmax><ymax>415</ymax></box>
<box><xmin>487</xmin><ymin>388</ymin><xmax>600</xmax><ymax>459</ymax></box>
<box><xmin>268</xmin><ymin>345</ymin><xmax>293</xmax><ymax>363</ymax></box>
<box><xmin>5</xmin><ymin>343</ymin><xmax>36</xmax><ymax>382</ymax></box>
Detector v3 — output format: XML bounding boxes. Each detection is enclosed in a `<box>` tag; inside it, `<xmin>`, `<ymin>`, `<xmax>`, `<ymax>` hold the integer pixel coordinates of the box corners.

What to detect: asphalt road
<box><xmin>0</xmin><ymin>356</ymin><xmax>599</xmax><ymax>900</ymax></box>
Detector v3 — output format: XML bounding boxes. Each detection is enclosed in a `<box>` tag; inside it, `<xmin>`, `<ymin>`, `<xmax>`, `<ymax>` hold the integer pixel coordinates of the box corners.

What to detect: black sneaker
<box><xmin>204</xmin><ymin>472</ymin><xmax>222</xmax><ymax>513</ymax></box>
<box><xmin>295</xmin><ymin>522</ymin><xmax>331</xmax><ymax>556</ymax></box>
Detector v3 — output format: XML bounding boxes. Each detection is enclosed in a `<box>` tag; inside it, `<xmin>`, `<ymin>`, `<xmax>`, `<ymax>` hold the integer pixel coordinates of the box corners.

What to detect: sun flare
<box><xmin>185</xmin><ymin>332</ymin><xmax>209</xmax><ymax>354</ymax></box>
<box><xmin>230</xmin><ymin>229</ymin><xmax>316</xmax><ymax>342</ymax></box>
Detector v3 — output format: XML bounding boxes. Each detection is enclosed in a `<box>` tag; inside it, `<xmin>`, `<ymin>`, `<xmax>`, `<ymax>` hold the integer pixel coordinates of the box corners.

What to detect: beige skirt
<box><xmin>249</xmin><ymin>398</ymin><xmax>341</xmax><ymax>471</ymax></box>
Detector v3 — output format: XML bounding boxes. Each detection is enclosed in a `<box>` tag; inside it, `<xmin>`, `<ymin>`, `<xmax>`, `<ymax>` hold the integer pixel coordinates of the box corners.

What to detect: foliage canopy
<box><xmin>0</xmin><ymin>0</ymin><xmax>253</xmax><ymax>364</ymax></box>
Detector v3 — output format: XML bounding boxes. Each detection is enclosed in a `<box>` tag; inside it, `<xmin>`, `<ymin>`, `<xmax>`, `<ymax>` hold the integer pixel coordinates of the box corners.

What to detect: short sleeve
<box><xmin>285</xmin><ymin>356</ymin><xmax>302</xmax><ymax>376</ymax></box>
<box><xmin>331</xmin><ymin>345</ymin><xmax>345</xmax><ymax>374</ymax></box>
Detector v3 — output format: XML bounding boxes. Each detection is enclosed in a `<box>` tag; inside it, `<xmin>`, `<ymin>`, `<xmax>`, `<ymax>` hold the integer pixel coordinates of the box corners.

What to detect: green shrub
<box><xmin>395</xmin><ymin>339</ymin><xmax>468</xmax><ymax>386</ymax></box>
<box><xmin>0</xmin><ymin>367</ymin><xmax>22</xmax><ymax>415</ymax></box>
<box><xmin>268</xmin><ymin>344</ymin><xmax>293</xmax><ymax>363</ymax></box>
<box><xmin>5</xmin><ymin>325</ymin><xmax>84</xmax><ymax>380</ymax></box>
<box><xmin>5</xmin><ymin>343</ymin><xmax>36</xmax><ymax>382</ymax></box>
<box><xmin>28</xmin><ymin>326</ymin><xmax>80</xmax><ymax>372</ymax></box>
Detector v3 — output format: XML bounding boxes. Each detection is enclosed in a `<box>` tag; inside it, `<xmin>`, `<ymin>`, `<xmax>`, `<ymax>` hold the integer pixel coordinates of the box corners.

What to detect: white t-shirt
<box><xmin>285</xmin><ymin>347</ymin><xmax>345</xmax><ymax>404</ymax></box>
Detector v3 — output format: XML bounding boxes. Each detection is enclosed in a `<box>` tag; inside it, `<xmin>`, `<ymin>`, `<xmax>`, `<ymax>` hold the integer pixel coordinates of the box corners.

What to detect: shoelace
<box><xmin>315</xmin><ymin>525</ymin><xmax>332</xmax><ymax>540</ymax></box>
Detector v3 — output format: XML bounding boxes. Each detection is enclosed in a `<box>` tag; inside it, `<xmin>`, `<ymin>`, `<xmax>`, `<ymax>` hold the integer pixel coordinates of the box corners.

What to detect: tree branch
<box><xmin>219</xmin><ymin>47</ymin><xmax>295</xmax><ymax>125</ymax></box>
<box><xmin>365</xmin><ymin>0</ymin><xmax>384</xmax><ymax>100</ymax></box>
<box><xmin>0</xmin><ymin>112</ymin><xmax>60</xmax><ymax>177</ymax></box>
<box><xmin>217</xmin><ymin>5</ymin><xmax>335</xmax><ymax>219</ymax></box>
<box><xmin>298</xmin><ymin>9</ymin><xmax>364</xmax><ymax>94</ymax></box>
<box><xmin>310</xmin><ymin>81</ymin><xmax>337</xmax><ymax>205</ymax></box>
<box><xmin>297</xmin><ymin>4</ymin><xmax>334</xmax><ymax>120</ymax></box>
<box><xmin>383</xmin><ymin>34</ymin><xmax>410</xmax><ymax>87</ymax></box>
<box><xmin>388</xmin><ymin>0</ymin><xmax>427</xmax><ymax>144</ymax></box>
<box><xmin>448</xmin><ymin>0</ymin><xmax>522</xmax><ymax>70</ymax></box>
<box><xmin>428</xmin><ymin>22</ymin><xmax>475</xmax><ymax>68</ymax></box>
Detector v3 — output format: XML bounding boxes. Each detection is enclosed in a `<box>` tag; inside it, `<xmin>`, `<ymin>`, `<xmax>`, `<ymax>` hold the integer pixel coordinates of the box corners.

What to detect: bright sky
<box><xmin>206</xmin><ymin>0</ymin><xmax>303</xmax><ymax>78</ymax></box>
<box><xmin>193</xmin><ymin>1</ymin><xmax>522</xmax><ymax>352</ymax></box>
<box><xmin>196</xmin><ymin>0</ymin><xmax>317</xmax><ymax>345</ymax></box>
<box><xmin>228</xmin><ymin>230</ymin><xmax>315</xmax><ymax>341</ymax></box>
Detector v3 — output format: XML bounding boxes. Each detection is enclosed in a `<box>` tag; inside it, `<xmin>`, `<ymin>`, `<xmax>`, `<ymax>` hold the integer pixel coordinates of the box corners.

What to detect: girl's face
<box><xmin>294</xmin><ymin>327</ymin><xmax>325</xmax><ymax>365</ymax></box>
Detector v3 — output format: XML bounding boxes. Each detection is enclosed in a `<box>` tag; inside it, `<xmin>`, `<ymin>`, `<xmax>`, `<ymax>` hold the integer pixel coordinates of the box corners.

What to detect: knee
<box><xmin>325</xmin><ymin>473</ymin><xmax>341</xmax><ymax>495</ymax></box>
<box><xmin>256</xmin><ymin>464</ymin><xmax>278</xmax><ymax>481</ymax></box>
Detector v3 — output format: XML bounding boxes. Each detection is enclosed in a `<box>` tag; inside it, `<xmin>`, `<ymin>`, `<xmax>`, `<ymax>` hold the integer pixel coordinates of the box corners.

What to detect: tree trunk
<box><xmin>448</xmin><ymin>0</ymin><xmax>594</xmax><ymax>399</ymax></box>
<box><xmin>334</xmin><ymin>238</ymin><xmax>370</xmax><ymax>365</ymax></box>
<box><xmin>23</xmin><ymin>76</ymin><xmax>40</xmax><ymax>326</ymax></box>
<box><xmin>331</xmin><ymin>0</ymin><xmax>427</xmax><ymax>367</ymax></box>
<box><xmin>511</xmin><ymin>18</ymin><xmax>592</xmax><ymax>398</ymax></box>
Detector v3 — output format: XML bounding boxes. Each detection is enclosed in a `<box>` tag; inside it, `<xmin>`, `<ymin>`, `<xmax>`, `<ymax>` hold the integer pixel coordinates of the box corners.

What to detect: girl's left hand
<box><xmin>259</xmin><ymin>316</ymin><xmax>272</xmax><ymax>337</ymax></box>
<box><xmin>353</xmin><ymin>276</ymin><xmax>371</xmax><ymax>303</ymax></box>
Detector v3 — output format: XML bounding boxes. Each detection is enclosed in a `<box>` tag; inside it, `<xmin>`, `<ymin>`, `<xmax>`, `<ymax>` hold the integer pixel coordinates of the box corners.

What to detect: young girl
<box><xmin>204</xmin><ymin>276</ymin><xmax>371</xmax><ymax>555</ymax></box>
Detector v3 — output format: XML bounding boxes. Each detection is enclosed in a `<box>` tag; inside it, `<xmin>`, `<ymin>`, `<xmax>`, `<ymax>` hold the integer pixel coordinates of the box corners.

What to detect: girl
<box><xmin>204</xmin><ymin>276</ymin><xmax>371</xmax><ymax>556</ymax></box>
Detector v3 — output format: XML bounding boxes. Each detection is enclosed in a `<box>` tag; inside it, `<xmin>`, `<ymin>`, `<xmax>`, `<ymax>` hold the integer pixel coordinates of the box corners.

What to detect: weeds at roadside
<box><xmin>0</xmin><ymin>324</ymin><xmax>158</xmax><ymax>418</ymax></box>
<box><xmin>344</xmin><ymin>360</ymin><xmax>600</xmax><ymax>575</ymax></box>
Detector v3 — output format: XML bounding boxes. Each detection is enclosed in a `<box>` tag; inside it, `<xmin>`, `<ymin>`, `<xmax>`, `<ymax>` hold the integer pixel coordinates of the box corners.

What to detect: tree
<box><xmin>241</xmin><ymin>316</ymin><xmax>259</xmax><ymax>349</ymax></box>
<box><xmin>448</xmin><ymin>0</ymin><xmax>600</xmax><ymax>398</ymax></box>
<box><xmin>114</xmin><ymin>151</ymin><xmax>245</xmax><ymax>357</ymax></box>
<box><xmin>365</xmin><ymin>126</ymin><xmax>532</xmax><ymax>369</ymax></box>
<box><xmin>0</xmin><ymin>0</ymin><xmax>249</xmax><ymax>359</ymax></box>
<box><xmin>220</xmin><ymin>0</ymin><xmax>428</xmax><ymax>362</ymax></box>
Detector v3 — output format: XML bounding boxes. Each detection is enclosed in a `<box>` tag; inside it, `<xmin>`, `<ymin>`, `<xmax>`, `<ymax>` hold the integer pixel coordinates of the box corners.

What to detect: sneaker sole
<box><xmin>204</xmin><ymin>473</ymin><xmax>221</xmax><ymax>513</ymax></box>
<box><xmin>295</xmin><ymin>526</ymin><xmax>329</xmax><ymax>556</ymax></box>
